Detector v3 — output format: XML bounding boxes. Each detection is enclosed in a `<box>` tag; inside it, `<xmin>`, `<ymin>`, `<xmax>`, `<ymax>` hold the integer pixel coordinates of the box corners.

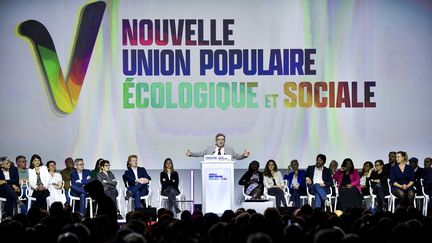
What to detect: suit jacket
<box><xmin>28</xmin><ymin>165</ymin><xmax>50</xmax><ymax>190</ymax></box>
<box><xmin>124</xmin><ymin>167</ymin><xmax>151</xmax><ymax>189</ymax></box>
<box><xmin>4</xmin><ymin>167</ymin><xmax>19</xmax><ymax>188</ymax></box>
<box><xmin>333</xmin><ymin>169</ymin><xmax>361</xmax><ymax>193</ymax></box>
<box><xmin>190</xmin><ymin>145</ymin><xmax>246</xmax><ymax>160</ymax></box>
<box><xmin>97</xmin><ymin>171</ymin><xmax>118</xmax><ymax>191</ymax></box>
<box><xmin>283</xmin><ymin>170</ymin><xmax>306</xmax><ymax>191</ymax></box>
<box><xmin>71</xmin><ymin>169</ymin><xmax>91</xmax><ymax>188</ymax></box>
<box><xmin>160</xmin><ymin>171</ymin><xmax>180</xmax><ymax>194</ymax></box>
<box><xmin>304</xmin><ymin>165</ymin><xmax>334</xmax><ymax>187</ymax></box>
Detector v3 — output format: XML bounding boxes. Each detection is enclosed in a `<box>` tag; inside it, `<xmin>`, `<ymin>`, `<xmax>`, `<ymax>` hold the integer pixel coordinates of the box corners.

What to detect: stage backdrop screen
<box><xmin>1</xmin><ymin>0</ymin><xmax>431</xmax><ymax>169</ymax></box>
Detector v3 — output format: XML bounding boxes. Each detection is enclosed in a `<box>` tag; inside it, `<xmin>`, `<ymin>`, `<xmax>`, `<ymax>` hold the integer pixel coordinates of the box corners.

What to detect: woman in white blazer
<box><xmin>263</xmin><ymin>159</ymin><xmax>288</xmax><ymax>207</ymax></box>
<box><xmin>28</xmin><ymin>154</ymin><xmax>51</xmax><ymax>209</ymax></box>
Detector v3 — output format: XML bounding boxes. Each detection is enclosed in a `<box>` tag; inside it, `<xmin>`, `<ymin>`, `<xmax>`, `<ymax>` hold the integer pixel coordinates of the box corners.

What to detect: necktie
<box><xmin>218</xmin><ymin>148</ymin><xmax>221</xmax><ymax>155</ymax></box>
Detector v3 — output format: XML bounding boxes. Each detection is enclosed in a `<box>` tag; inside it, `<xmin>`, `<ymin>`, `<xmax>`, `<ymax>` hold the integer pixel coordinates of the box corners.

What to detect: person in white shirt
<box><xmin>46</xmin><ymin>160</ymin><xmax>66</xmax><ymax>206</ymax></box>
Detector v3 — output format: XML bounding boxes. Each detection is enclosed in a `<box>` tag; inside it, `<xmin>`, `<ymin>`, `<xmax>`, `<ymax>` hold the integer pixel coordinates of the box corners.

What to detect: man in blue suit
<box><xmin>123</xmin><ymin>155</ymin><xmax>151</xmax><ymax>209</ymax></box>
<box><xmin>304</xmin><ymin>154</ymin><xmax>333</xmax><ymax>209</ymax></box>
<box><xmin>70</xmin><ymin>158</ymin><xmax>91</xmax><ymax>216</ymax></box>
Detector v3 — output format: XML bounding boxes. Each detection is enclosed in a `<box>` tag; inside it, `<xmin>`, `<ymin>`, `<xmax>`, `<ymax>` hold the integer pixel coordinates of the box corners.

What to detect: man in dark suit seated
<box><xmin>304</xmin><ymin>154</ymin><xmax>333</xmax><ymax>209</ymax></box>
<box><xmin>0</xmin><ymin>157</ymin><xmax>18</xmax><ymax>218</ymax></box>
<box><xmin>408</xmin><ymin>157</ymin><xmax>425</xmax><ymax>196</ymax></box>
<box><xmin>70</xmin><ymin>158</ymin><xmax>91</xmax><ymax>216</ymax></box>
<box><xmin>123</xmin><ymin>154</ymin><xmax>151</xmax><ymax>209</ymax></box>
<box><xmin>186</xmin><ymin>133</ymin><xmax>250</xmax><ymax>160</ymax></box>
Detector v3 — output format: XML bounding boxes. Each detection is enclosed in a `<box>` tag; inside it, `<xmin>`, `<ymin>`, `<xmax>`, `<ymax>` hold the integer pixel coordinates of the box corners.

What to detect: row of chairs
<box><xmin>244</xmin><ymin>180</ymin><xmax>334</xmax><ymax>212</ymax></box>
<box><xmin>244</xmin><ymin>179</ymin><xmax>430</xmax><ymax>215</ymax></box>
<box><xmin>1</xmin><ymin>179</ymin><xmax>185</xmax><ymax>221</ymax></box>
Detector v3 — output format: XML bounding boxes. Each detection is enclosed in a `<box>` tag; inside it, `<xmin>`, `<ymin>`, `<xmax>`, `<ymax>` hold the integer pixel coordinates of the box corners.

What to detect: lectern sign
<box><xmin>201</xmin><ymin>157</ymin><xmax>234</xmax><ymax>214</ymax></box>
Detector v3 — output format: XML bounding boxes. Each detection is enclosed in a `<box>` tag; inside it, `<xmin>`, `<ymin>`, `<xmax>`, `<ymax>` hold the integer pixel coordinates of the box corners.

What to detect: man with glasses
<box><xmin>0</xmin><ymin>157</ymin><xmax>18</xmax><ymax>218</ymax></box>
<box><xmin>97</xmin><ymin>160</ymin><xmax>123</xmax><ymax>219</ymax></box>
<box><xmin>70</xmin><ymin>158</ymin><xmax>91</xmax><ymax>216</ymax></box>
<box><xmin>186</xmin><ymin>133</ymin><xmax>250</xmax><ymax>160</ymax></box>
<box><xmin>16</xmin><ymin>155</ymin><xmax>28</xmax><ymax>213</ymax></box>
<box><xmin>370</xmin><ymin>159</ymin><xmax>389</xmax><ymax>212</ymax></box>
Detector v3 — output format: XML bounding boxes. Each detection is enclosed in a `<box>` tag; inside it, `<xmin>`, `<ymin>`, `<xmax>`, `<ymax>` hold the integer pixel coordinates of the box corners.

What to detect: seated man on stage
<box><xmin>186</xmin><ymin>133</ymin><xmax>250</xmax><ymax>160</ymax></box>
<box><xmin>70</xmin><ymin>158</ymin><xmax>91</xmax><ymax>216</ymax></box>
<box><xmin>0</xmin><ymin>157</ymin><xmax>18</xmax><ymax>218</ymax></box>
<box><xmin>123</xmin><ymin>154</ymin><xmax>151</xmax><ymax>209</ymax></box>
<box><xmin>304</xmin><ymin>154</ymin><xmax>334</xmax><ymax>209</ymax></box>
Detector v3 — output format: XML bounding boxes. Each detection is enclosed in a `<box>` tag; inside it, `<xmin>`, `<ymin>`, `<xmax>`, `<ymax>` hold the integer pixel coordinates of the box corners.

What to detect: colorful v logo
<box><xmin>18</xmin><ymin>2</ymin><xmax>106</xmax><ymax>114</ymax></box>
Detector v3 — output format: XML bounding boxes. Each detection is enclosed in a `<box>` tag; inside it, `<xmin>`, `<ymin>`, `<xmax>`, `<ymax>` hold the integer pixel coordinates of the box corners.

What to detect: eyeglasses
<box><xmin>77</xmin><ymin>163</ymin><xmax>84</xmax><ymax>166</ymax></box>
<box><xmin>104</xmin><ymin>165</ymin><xmax>110</xmax><ymax>167</ymax></box>
<box><xmin>375</xmin><ymin>164</ymin><xmax>382</xmax><ymax>167</ymax></box>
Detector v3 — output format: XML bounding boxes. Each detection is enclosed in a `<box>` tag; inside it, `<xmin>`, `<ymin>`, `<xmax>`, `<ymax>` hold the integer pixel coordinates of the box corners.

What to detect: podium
<box><xmin>201</xmin><ymin>155</ymin><xmax>235</xmax><ymax>214</ymax></box>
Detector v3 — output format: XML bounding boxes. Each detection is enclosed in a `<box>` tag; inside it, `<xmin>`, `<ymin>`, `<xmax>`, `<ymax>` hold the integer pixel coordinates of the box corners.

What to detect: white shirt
<box><xmin>2</xmin><ymin>169</ymin><xmax>10</xmax><ymax>180</ymax></box>
<box><xmin>132</xmin><ymin>167</ymin><xmax>138</xmax><ymax>180</ymax></box>
<box><xmin>213</xmin><ymin>146</ymin><xmax>225</xmax><ymax>155</ymax></box>
<box><xmin>292</xmin><ymin>173</ymin><xmax>299</xmax><ymax>187</ymax></box>
<box><xmin>78</xmin><ymin>171</ymin><xmax>83</xmax><ymax>181</ymax></box>
<box><xmin>313</xmin><ymin>167</ymin><xmax>324</xmax><ymax>184</ymax></box>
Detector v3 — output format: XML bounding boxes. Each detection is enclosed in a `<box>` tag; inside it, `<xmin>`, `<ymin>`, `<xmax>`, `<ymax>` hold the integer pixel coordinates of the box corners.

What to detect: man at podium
<box><xmin>186</xmin><ymin>133</ymin><xmax>250</xmax><ymax>160</ymax></box>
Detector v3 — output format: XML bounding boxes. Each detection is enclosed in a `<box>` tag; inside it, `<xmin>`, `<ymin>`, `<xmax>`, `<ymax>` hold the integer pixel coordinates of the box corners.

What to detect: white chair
<box><xmin>124</xmin><ymin>180</ymin><xmax>152</xmax><ymax>213</ymax></box>
<box><xmin>387</xmin><ymin>179</ymin><xmax>397</xmax><ymax>212</ymax></box>
<box><xmin>158</xmin><ymin>181</ymin><xmax>183</xmax><ymax>211</ymax></box>
<box><xmin>306</xmin><ymin>184</ymin><xmax>333</xmax><ymax>212</ymax></box>
<box><xmin>26</xmin><ymin>182</ymin><xmax>49</xmax><ymax>210</ymax></box>
<box><xmin>68</xmin><ymin>188</ymin><xmax>93</xmax><ymax>218</ymax></box>
<box><xmin>418</xmin><ymin>179</ymin><xmax>429</xmax><ymax>216</ymax></box>
<box><xmin>0</xmin><ymin>196</ymin><xmax>6</xmax><ymax>222</ymax></box>
<box><xmin>330</xmin><ymin>180</ymin><xmax>339</xmax><ymax>211</ymax></box>
<box><xmin>369</xmin><ymin>182</ymin><xmax>392</xmax><ymax>211</ymax></box>
<box><xmin>263</xmin><ymin>179</ymin><xmax>291</xmax><ymax>207</ymax></box>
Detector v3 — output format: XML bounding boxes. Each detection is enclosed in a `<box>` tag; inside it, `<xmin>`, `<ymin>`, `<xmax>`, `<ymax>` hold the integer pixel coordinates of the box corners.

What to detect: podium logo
<box><xmin>209</xmin><ymin>173</ymin><xmax>227</xmax><ymax>180</ymax></box>
<box><xmin>18</xmin><ymin>2</ymin><xmax>106</xmax><ymax>115</ymax></box>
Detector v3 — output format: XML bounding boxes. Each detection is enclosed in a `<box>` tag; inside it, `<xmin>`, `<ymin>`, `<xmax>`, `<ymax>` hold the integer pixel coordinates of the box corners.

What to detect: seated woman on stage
<box><xmin>263</xmin><ymin>159</ymin><xmax>288</xmax><ymax>207</ymax></box>
<box><xmin>160</xmin><ymin>158</ymin><xmax>181</xmax><ymax>213</ymax></box>
<box><xmin>46</xmin><ymin>160</ymin><xmax>66</xmax><ymax>207</ymax></box>
<box><xmin>370</xmin><ymin>159</ymin><xmax>389</xmax><ymax>211</ymax></box>
<box><xmin>28</xmin><ymin>154</ymin><xmax>50</xmax><ymax>209</ymax></box>
<box><xmin>360</xmin><ymin>161</ymin><xmax>373</xmax><ymax>196</ymax></box>
<box><xmin>238</xmin><ymin>160</ymin><xmax>264</xmax><ymax>200</ymax></box>
<box><xmin>333</xmin><ymin>158</ymin><xmax>362</xmax><ymax>212</ymax></box>
<box><xmin>283</xmin><ymin>159</ymin><xmax>306</xmax><ymax>207</ymax></box>
<box><xmin>390</xmin><ymin>151</ymin><xmax>415</xmax><ymax>208</ymax></box>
